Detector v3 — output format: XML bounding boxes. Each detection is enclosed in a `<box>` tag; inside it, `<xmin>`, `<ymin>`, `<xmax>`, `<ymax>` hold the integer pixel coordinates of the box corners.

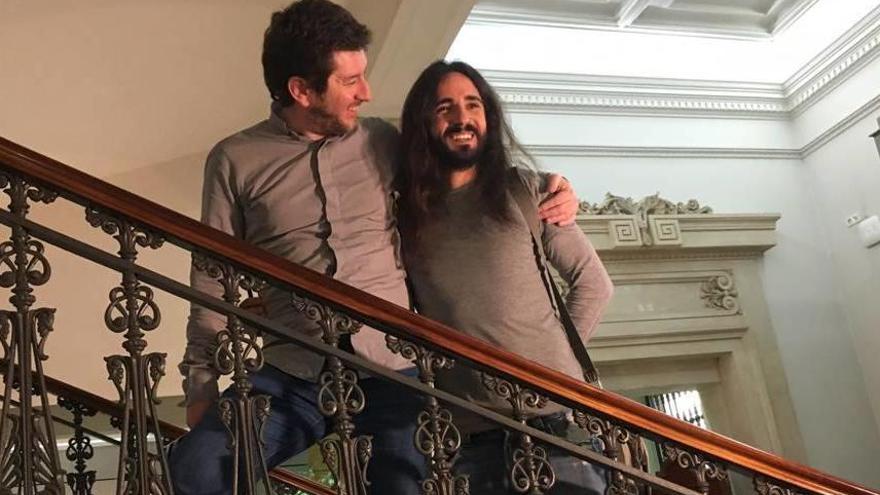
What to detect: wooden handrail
<box><xmin>41</xmin><ymin>373</ymin><xmax>334</xmax><ymax>495</ymax></box>
<box><xmin>0</xmin><ymin>136</ymin><xmax>876</xmax><ymax>495</ymax></box>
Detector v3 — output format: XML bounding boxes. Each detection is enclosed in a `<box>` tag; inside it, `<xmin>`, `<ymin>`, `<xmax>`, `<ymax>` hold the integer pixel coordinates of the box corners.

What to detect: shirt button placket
<box><xmin>317</xmin><ymin>141</ymin><xmax>345</xmax><ymax>276</ymax></box>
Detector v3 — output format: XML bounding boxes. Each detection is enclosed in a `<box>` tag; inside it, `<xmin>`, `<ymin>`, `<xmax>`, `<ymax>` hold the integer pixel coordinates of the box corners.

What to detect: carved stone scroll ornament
<box><xmin>700</xmin><ymin>274</ymin><xmax>740</xmax><ymax>313</ymax></box>
<box><xmin>580</xmin><ymin>193</ymin><xmax>713</xmax><ymax>247</ymax></box>
<box><xmin>86</xmin><ymin>207</ymin><xmax>172</xmax><ymax>495</ymax></box>
<box><xmin>292</xmin><ymin>294</ymin><xmax>371</xmax><ymax>495</ymax></box>
<box><xmin>481</xmin><ymin>375</ymin><xmax>554</xmax><ymax>494</ymax></box>
<box><xmin>385</xmin><ymin>335</ymin><xmax>469</xmax><ymax>495</ymax></box>
<box><xmin>0</xmin><ymin>173</ymin><xmax>65</xmax><ymax>495</ymax></box>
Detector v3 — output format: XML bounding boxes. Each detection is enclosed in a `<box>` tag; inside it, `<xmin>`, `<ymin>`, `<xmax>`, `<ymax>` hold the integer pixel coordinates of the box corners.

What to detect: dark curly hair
<box><xmin>262</xmin><ymin>0</ymin><xmax>371</xmax><ymax>106</ymax></box>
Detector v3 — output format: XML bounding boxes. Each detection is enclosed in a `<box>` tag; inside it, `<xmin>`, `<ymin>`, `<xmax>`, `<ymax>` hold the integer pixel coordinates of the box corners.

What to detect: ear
<box><xmin>286</xmin><ymin>77</ymin><xmax>313</xmax><ymax>108</ymax></box>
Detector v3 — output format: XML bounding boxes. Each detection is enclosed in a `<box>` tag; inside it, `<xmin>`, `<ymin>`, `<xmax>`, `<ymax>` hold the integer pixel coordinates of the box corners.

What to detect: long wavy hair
<box><xmin>396</xmin><ymin>60</ymin><xmax>535</xmax><ymax>251</ymax></box>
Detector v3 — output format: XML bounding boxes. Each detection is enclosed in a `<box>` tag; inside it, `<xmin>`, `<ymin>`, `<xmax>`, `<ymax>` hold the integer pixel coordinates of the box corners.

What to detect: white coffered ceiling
<box><xmin>450</xmin><ymin>0</ymin><xmax>880</xmax><ymax>83</ymax></box>
<box><xmin>470</xmin><ymin>0</ymin><xmax>820</xmax><ymax>39</ymax></box>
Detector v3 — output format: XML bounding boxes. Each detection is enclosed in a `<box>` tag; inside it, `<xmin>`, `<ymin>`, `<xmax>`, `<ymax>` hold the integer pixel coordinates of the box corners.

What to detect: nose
<box><xmin>448</xmin><ymin>106</ymin><xmax>467</xmax><ymax>125</ymax></box>
<box><xmin>357</xmin><ymin>79</ymin><xmax>372</xmax><ymax>102</ymax></box>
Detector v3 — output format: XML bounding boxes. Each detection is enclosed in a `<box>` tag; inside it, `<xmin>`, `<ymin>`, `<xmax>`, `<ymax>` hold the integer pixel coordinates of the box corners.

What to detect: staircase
<box><xmin>0</xmin><ymin>135</ymin><xmax>876</xmax><ymax>495</ymax></box>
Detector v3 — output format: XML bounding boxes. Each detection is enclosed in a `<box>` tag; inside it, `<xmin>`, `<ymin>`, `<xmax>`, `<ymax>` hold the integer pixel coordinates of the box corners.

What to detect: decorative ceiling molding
<box><xmin>770</xmin><ymin>0</ymin><xmax>822</xmax><ymax>36</ymax></box>
<box><xmin>523</xmin><ymin>92</ymin><xmax>880</xmax><ymax>160</ymax></box>
<box><xmin>800</xmin><ymin>92</ymin><xmax>880</xmax><ymax>157</ymax></box>
<box><xmin>487</xmin><ymin>70</ymin><xmax>789</xmax><ymax>119</ymax></box>
<box><xmin>784</xmin><ymin>5</ymin><xmax>880</xmax><ymax>115</ymax></box>
<box><xmin>525</xmin><ymin>144</ymin><xmax>802</xmax><ymax>160</ymax></box>
<box><xmin>479</xmin><ymin>5</ymin><xmax>880</xmax><ymax>120</ymax></box>
<box><xmin>469</xmin><ymin>0</ymin><xmax>820</xmax><ymax>41</ymax></box>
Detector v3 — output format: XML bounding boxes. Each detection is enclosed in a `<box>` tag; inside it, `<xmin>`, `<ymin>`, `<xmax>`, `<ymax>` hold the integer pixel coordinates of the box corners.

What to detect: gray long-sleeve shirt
<box><xmin>181</xmin><ymin>109</ymin><xmax>412</xmax><ymax>403</ymax></box>
<box><xmin>404</xmin><ymin>170</ymin><xmax>613</xmax><ymax>431</ymax></box>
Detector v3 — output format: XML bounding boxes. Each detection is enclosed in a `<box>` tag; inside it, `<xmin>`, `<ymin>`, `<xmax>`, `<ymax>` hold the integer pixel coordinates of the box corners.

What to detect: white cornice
<box><xmin>478</xmin><ymin>5</ymin><xmax>880</xmax><ymax>120</ymax></box>
<box><xmin>784</xmin><ymin>5</ymin><xmax>880</xmax><ymax>115</ymax></box>
<box><xmin>467</xmin><ymin>4</ymin><xmax>777</xmax><ymax>41</ymax></box>
<box><xmin>523</xmin><ymin>92</ymin><xmax>880</xmax><ymax>160</ymax></box>
<box><xmin>487</xmin><ymin>70</ymin><xmax>789</xmax><ymax>119</ymax></box>
<box><xmin>525</xmin><ymin>144</ymin><xmax>802</xmax><ymax>160</ymax></box>
<box><xmin>800</xmin><ymin>92</ymin><xmax>880</xmax><ymax>157</ymax></box>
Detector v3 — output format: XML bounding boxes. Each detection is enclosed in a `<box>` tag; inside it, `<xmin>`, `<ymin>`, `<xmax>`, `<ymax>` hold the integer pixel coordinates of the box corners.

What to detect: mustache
<box><xmin>443</xmin><ymin>124</ymin><xmax>479</xmax><ymax>138</ymax></box>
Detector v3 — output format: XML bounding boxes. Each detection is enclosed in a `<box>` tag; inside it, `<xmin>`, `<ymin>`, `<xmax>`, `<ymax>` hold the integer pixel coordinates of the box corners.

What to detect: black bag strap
<box><xmin>506</xmin><ymin>169</ymin><xmax>600</xmax><ymax>384</ymax></box>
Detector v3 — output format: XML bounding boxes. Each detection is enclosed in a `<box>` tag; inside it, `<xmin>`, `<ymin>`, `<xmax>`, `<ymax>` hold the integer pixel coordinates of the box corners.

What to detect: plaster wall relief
<box><xmin>572</xmin><ymin>194</ymin><xmax>806</xmax><ymax>463</ymax></box>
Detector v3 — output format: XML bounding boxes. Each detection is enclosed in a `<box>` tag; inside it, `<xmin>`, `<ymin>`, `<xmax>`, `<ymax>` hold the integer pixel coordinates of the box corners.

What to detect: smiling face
<box><xmin>307</xmin><ymin>49</ymin><xmax>372</xmax><ymax>137</ymax></box>
<box><xmin>430</xmin><ymin>71</ymin><xmax>488</xmax><ymax>170</ymax></box>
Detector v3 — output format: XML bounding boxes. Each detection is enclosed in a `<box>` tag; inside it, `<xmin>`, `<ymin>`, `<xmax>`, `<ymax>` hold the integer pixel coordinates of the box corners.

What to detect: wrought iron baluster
<box><xmin>58</xmin><ymin>397</ymin><xmax>98</xmax><ymax>495</ymax></box>
<box><xmin>385</xmin><ymin>335</ymin><xmax>468</xmax><ymax>495</ymax></box>
<box><xmin>292</xmin><ymin>294</ymin><xmax>370</xmax><ymax>495</ymax></box>
<box><xmin>660</xmin><ymin>442</ymin><xmax>729</xmax><ymax>495</ymax></box>
<box><xmin>481</xmin><ymin>375</ymin><xmax>554</xmax><ymax>494</ymax></box>
<box><xmin>86</xmin><ymin>207</ymin><xmax>171</xmax><ymax>495</ymax></box>
<box><xmin>753</xmin><ymin>476</ymin><xmax>807</xmax><ymax>495</ymax></box>
<box><xmin>0</xmin><ymin>172</ymin><xmax>65</xmax><ymax>494</ymax></box>
<box><xmin>192</xmin><ymin>254</ymin><xmax>272</xmax><ymax>495</ymax></box>
<box><xmin>573</xmin><ymin>411</ymin><xmax>646</xmax><ymax>495</ymax></box>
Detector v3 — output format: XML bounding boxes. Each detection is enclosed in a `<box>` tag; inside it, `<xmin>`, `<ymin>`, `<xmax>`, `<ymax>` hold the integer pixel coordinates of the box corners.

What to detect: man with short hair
<box><xmin>396</xmin><ymin>60</ymin><xmax>613</xmax><ymax>494</ymax></box>
<box><xmin>170</xmin><ymin>1</ymin><xmax>581</xmax><ymax>494</ymax></box>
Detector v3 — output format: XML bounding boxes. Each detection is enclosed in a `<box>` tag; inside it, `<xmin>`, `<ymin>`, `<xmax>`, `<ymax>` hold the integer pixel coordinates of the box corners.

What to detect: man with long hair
<box><xmin>397</xmin><ymin>60</ymin><xmax>613</xmax><ymax>494</ymax></box>
<box><xmin>171</xmin><ymin>1</ymin><xmax>582</xmax><ymax>494</ymax></box>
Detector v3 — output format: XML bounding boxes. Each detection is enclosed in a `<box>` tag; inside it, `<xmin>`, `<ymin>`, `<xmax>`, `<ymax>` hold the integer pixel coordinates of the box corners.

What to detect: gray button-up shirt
<box><xmin>181</xmin><ymin>109</ymin><xmax>412</xmax><ymax>403</ymax></box>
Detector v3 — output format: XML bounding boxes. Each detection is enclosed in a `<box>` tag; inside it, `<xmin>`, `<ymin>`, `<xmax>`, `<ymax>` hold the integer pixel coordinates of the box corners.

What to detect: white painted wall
<box><xmin>504</xmin><ymin>105</ymin><xmax>880</xmax><ymax>486</ymax></box>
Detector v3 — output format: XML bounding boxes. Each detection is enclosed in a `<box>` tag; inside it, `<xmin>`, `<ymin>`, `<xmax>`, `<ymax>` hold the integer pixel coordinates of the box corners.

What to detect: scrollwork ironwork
<box><xmin>192</xmin><ymin>253</ymin><xmax>274</xmax><ymax>494</ymax></box>
<box><xmin>661</xmin><ymin>443</ymin><xmax>729</xmax><ymax>495</ymax></box>
<box><xmin>86</xmin><ymin>205</ymin><xmax>171</xmax><ymax>495</ymax></box>
<box><xmin>572</xmin><ymin>411</ymin><xmax>648</xmax><ymax>469</ymax></box>
<box><xmin>58</xmin><ymin>397</ymin><xmax>98</xmax><ymax>495</ymax></box>
<box><xmin>607</xmin><ymin>470</ymin><xmax>640</xmax><ymax>495</ymax></box>
<box><xmin>481</xmin><ymin>375</ymin><xmax>548</xmax><ymax>421</ymax></box>
<box><xmin>754</xmin><ymin>477</ymin><xmax>807</xmax><ymax>495</ymax></box>
<box><xmin>385</xmin><ymin>335</ymin><xmax>467</xmax><ymax>494</ymax></box>
<box><xmin>0</xmin><ymin>173</ymin><xmax>64</xmax><ymax>495</ymax></box>
<box><xmin>510</xmin><ymin>436</ymin><xmax>554</xmax><ymax>494</ymax></box>
<box><xmin>480</xmin><ymin>375</ymin><xmax>553</xmax><ymax>494</ymax></box>
<box><xmin>293</xmin><ymin>293</ymin><xmax>371</xmax><ymax>494</ymax></box>
<box><xmin>291</xmin><ymin>293</ymin><xmax>363</xmax><ymax>346</ymax></box>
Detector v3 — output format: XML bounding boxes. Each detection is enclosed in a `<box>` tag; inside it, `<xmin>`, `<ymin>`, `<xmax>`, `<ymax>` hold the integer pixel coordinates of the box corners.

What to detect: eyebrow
<box><xmin>435</xmin><ymin>95</ymin><xmax>483</xmax><ymax>106</ymax></box>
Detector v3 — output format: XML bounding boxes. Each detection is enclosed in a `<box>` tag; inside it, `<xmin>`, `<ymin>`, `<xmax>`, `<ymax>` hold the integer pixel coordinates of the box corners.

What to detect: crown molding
<box><xmin>467</xmin><ymin>4</ymin><xmax>776</xmax><ymax>41</ymax></box>
<box><xmin>486</xmin><ymin>70</ymin><xmax>789</xmax><ymax>119</ymax></box>
<box><xmin>784</xmin><ymin>5</ymin><xmax>880</xmax><ymax>115</ymax></box>
<box><xmin>523</xmin><ymin>91</ymin><xmax>880</xmax><ymax>160</ymax></box>
<box><xmin>770</xmin><ymin>0</ymin><xmax>822</xmax><ymax>36</ymax></box>
<box><xmin>525</xmin><ymin>144</ymin><xmax>802</xmax><ymax>160</ymax></box>
<box><xmin>475</xmin><ymin>5</ymin><xmax>880</xmax><ymax>120</ymax></box>
<box><xmin>800</xmin><ymin>92</ymin><xmax>880</xmax><ymax>157</ymax></box>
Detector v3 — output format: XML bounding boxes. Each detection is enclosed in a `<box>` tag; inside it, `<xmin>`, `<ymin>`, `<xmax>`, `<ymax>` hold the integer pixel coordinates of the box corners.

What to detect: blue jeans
<box><xmin>455</xmin><ymin>413</ymin><xmax>607</xmax><ymax>495</ymax></box>
<box><xmin>169</xmin><ymin>365</ymin><xmax>426</xmax><ymax>495</ymax></box>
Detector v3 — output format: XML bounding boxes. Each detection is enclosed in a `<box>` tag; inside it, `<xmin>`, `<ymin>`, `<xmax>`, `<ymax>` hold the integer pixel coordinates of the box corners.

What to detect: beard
<box><xmin>430</xmin><ymin>125</ymin><xmax>486</xmax><ymax>171</ymax></box>
<box><xmin>308</xmin><ymin>101</ymin><xmax>352</xmax><ymax>137</ymax></box>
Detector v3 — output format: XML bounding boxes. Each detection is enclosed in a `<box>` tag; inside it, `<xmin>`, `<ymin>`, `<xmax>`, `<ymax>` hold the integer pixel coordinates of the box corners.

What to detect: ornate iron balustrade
<box><xmin>0</xmin><ymin>135</ymin><xmax>876</xmax><ymax>495</ymax></box>
<box><xmin>0</xmin><ymin>371</ymin><xmax>332</xmax><ymax>495</ymax></box>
